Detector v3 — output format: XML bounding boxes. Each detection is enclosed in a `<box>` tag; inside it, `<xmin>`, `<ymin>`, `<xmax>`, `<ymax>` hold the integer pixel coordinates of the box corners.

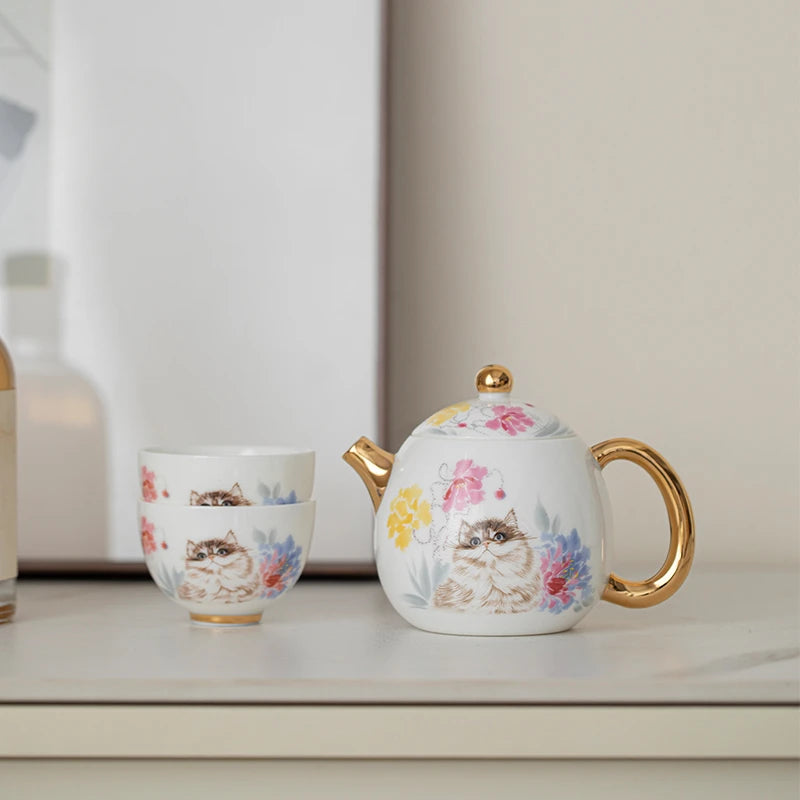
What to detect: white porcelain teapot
<box><xmin>344</xmin><ymin>365</ymin><xmax>694</xmax><ymax>636</ymax></box>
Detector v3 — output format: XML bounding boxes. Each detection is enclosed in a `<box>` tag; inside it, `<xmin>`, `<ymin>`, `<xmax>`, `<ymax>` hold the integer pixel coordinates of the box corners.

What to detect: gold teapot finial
<box><xmin>476</xmin><ymin>364</ymin><xmax>512</xmax><ymax>393</ymax></box>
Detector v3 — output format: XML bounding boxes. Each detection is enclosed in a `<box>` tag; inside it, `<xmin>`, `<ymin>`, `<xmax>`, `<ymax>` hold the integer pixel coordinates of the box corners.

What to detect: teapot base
<box><xmin>407</xmin><ymin>618</ymin><xmax>578</xmax><ymax>637</ymax></box>
<box><xmin>391</xmin><ymin>602</ymin><xmax>594</xmax><ymax>637</ymax></box>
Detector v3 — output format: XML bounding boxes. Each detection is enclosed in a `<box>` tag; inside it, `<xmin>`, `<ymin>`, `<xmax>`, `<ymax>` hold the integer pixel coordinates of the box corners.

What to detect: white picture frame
<box><xmin>2</xmin><ymin>0</ymin><xmax>383</xmax><ymax>571</ymax></box>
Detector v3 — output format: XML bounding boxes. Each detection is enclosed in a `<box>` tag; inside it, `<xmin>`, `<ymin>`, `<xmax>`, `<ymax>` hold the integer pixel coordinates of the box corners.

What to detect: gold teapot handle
<box><xmin>591</xmin><ymin>438</ymin><xmax>695</xmax><ymax>608</ymax></box>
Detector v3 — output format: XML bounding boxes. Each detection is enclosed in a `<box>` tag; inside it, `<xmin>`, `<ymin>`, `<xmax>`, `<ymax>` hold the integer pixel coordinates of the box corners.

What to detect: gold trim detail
<box><xmin>475</xmin><ymin>364</ymin><xmax>512</xmax><ymax>393</ymax></box>
<box><xmin>592</xmin><ymin>438</ymin><xmax>695</xmax><ymax>609</ymax></box>
<box><xmin>342</xmin><ymin>436</ymin><xmax>395</xmax><ymax>512</ymax></box>
<box><xmin>0</xmin><ymin>602</ymin><xmax>15</xmax><ymax>623</ymax></box>
<box><xmin>190</xmin><ymin>613</ymin><xmax>262</xmax><ymax>625</ymax></box>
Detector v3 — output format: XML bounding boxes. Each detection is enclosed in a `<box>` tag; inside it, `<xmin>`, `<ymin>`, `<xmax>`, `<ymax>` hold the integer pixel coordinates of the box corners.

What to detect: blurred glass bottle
<box><xmin>4</xmin><ymin>254</ymin><xmax>106</xmax><ymax>569</ymax></box>
<box><xmin>0</xmin><ymin>332</ymin><xmax>15</xmax><ymax>623</ymax></box>
<box><xmin>0</xmin><ymin>98</ymin><xmax>36</xmax><ymax>620</ymax></box>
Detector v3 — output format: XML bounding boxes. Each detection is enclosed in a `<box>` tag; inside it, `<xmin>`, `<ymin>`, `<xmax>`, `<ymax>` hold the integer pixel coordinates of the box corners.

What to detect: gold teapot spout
<box><xmin>342</xmin><ymin>436</ymin><xmax>395</xmax><ymax>511</ymax></box>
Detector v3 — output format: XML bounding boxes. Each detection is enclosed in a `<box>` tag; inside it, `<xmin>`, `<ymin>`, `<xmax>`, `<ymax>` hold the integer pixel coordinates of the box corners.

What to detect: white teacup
<box><xmin>138</xmin><ymin>500</ymin><xmax>316</xmax><ymax>625</ymax></box>
<box><xmin>138</xmin><ymin>446</ymin><xmax>314</xmax><ymax>506</ymax></box>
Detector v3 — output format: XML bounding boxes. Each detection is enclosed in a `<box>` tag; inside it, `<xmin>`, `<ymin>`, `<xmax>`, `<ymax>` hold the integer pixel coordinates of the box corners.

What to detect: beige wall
<box><xmin>387</xmin><ymin>1</ymin><xmax>799</xmax><ymax>566</ymax></box>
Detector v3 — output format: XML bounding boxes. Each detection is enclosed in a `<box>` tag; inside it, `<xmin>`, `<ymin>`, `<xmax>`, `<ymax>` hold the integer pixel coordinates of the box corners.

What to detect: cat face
<box><xmin>434</xmin><ymin>508</ymin><xmax>540</xmax><ymax>613</ymax></box>
<box><xmin>454</xmin><ymin>510</ymin><xmax>529</xmax><ymax>565</ymax></box>
<box><xmin>190</xmin><ymin>483</ymin><xmax>252</xmax><ymax>507</ymax></box>
<box><xmin>185</xmin><ymin>531</ymin><xmax>249</xmax><ymax>571</ymax></box>
<box><xmin>178</xmin><ymin>529</ymin><xmax>260</xmax><ymax>603</ymax></box>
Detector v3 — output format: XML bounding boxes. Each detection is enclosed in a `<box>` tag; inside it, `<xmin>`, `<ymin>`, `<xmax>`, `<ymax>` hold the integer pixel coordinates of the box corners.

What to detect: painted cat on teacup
<box><xmin>142</xmin><ymin>468</ymin><xmax>299</xmax><ymax>507</ymax></box>
<box><xmin>188</xmin><ymin>482</ymin><xmax>299</xmax><ymax>506</ymax></box>
<box><xmin>178</xmin><ymin>531</ymin><xmax>260</xmax><ymax>602</ymax></box>
<box><xmin>190</xmin><ymin>483</ymin><xmax>253</xmax><ymax>507</ymax></box>
<box><xmin>141</xmin><ymin>520</ymin><xmax>305</xmax><ymax>605</ymax></box>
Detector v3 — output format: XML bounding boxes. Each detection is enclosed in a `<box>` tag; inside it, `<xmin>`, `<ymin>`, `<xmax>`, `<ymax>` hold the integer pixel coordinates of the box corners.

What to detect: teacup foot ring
<box><xmin>190</xmin><ymin>612</ymin><xmax>262</xmax><ymax>627</ymax></box>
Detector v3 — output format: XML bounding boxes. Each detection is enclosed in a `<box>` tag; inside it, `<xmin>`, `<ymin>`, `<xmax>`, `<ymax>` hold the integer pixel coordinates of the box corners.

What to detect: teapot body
<box><xmin>374</xmin><ymin>434</ymin><xmax>612</xmax><ymax>635</ymax></box>
<box><xmin>346</xmin><ymin>364</ymin><xmax>694</xmax><ymax>636</ymax></box>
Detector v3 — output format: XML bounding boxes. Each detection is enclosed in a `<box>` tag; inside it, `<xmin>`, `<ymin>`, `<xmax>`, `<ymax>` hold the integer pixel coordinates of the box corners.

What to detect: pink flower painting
<box><xmin>258</xmin><ymin>536</ymin><xmax>303</xmax><ymax>599</ymax></box>
<box><xmin>140</xmin><ymin>517</ymin><xmax>157</xmax><ymax>555</ymax></box>
<box><xmin>538</xmin><ymin>529</ymin><xmax>592</xmax><ymax>613</ymax></box>
<box><xmin>141</xmin><ymin>466</ymin><xmax>158</xmax><ymax>502</ymax></box>
<box><xmin>485</xmin><ymin>405</ymin><xmax>534</xmax><ymax>436</ymax></box>
<box><xmin>443</xmin><ymin>459</ymin><xmax>488</xmax><ymax>513</ymax></box>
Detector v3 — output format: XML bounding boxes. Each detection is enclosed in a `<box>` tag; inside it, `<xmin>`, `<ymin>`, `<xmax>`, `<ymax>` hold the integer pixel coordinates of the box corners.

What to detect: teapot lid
<box><xmin>412</xmin><ymin>365</ymin><xmax>574</xmax><ymax>440</ymax></box>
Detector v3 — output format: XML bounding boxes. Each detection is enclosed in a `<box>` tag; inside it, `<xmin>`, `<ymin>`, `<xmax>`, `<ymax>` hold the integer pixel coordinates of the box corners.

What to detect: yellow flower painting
<box><xmin>386</xmin><ymin>485</ymin><xmax>432</xmax><ymax>550</ymax></box>
<box><xmin>426</xmin><ymin>402</ymin><xmax>470</xmax><ymax>427</ymax></box>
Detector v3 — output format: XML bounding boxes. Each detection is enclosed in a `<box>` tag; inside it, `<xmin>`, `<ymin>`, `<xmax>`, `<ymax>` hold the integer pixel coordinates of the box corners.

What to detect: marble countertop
<box><xmin>0</xmin><ymin>567</ymin><xmax>798</xmax><ymax>705</ymax></box>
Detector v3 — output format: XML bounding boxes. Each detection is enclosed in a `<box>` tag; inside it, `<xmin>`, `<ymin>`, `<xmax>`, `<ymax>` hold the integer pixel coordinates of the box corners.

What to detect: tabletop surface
<box><xmin>0</xmin><ymin>567</ymin><xmax>797</xmax><ymax>704</ymax></box>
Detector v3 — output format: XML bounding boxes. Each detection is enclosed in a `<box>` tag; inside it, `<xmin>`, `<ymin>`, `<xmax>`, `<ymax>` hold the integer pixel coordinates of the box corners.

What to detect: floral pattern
<box><xmin>442</xmin><ymin>459</ymin><xmax>488</xmax><ymax>513</ymax></box>
<box><xmin>403</xmin><ymin>551</ymin><xmax>450</xmax><ymax>608</ymax></box>
<box><xmin>259</xmin><ymin>482</ymin><xmax>298</xmax><ymax>506</ymax></box>
<box><xmin>141</xmin><ymin>466</ymin><xmax>170</xmax><ymax>501</ymax></box>
<box><xmin>485</xmin><ymin>405</ymin><xmax>534</xmax><ymax>436</ymax></box>
<box><xmin>538</xmin><ymin>528</ymin><xmax>593</xmax><ymax>613</ymax></box>
<box><xmin>141</xmin><ymin>467</ymin><xmax>158</xmax><ymax>502</ymax></box>
<box><xmin>386</xmin><ymin>479</ymin><xmax>595</xmax><ymax>619</ymax></box>
<box><xmin>264</xmin><ymin>490</ymin><xmax>297</xmax><ymax>505</ymax></box>
<box><xmin>257</xmin><ymin>535</ymin><xmax>303</xmax><ymax>599</ymax></box>
<box><xmin>386</xmin><ymin>485</ymin><xmax>433</xmax><ymax>550</ymax></box>
<box><xmin>140</xmin><ymin>517</ymin><xmax>157</xmax><ymax>555</ymax></box>
<box><xmin>426</xmin><ymin>401</ymin><xmax>471</xmax><ymax>427</ymax></box>
<box><xmin>379</xmin><ymin>457</ymin><xmax>596</xmax><ymax>620</ymax></box>
<box><xmin>413</xmin><ymin>400</ymin><xmax>573</xmax><ymax>440</ymax></box>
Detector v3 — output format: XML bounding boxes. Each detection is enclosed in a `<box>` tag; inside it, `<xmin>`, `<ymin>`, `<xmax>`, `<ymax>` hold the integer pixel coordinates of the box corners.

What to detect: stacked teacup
<box><xmin>138</xmin><ymin>446</ymin><xmax>315</xmax><ymax>626</ymax></box>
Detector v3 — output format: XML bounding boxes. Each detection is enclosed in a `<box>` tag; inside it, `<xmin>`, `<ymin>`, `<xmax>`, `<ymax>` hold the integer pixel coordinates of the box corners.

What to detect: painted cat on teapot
<box><xmin>344</xmin><ymin>365</ymin><xmax>694</xmax><ymax>636</ymax></box>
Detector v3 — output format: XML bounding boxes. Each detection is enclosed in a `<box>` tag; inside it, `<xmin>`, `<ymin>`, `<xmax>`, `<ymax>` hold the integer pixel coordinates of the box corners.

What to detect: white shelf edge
<box><xmin>0</xmin><ymin>705</ymin><xmax>797</xmax><ymax>760</ymax></box>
